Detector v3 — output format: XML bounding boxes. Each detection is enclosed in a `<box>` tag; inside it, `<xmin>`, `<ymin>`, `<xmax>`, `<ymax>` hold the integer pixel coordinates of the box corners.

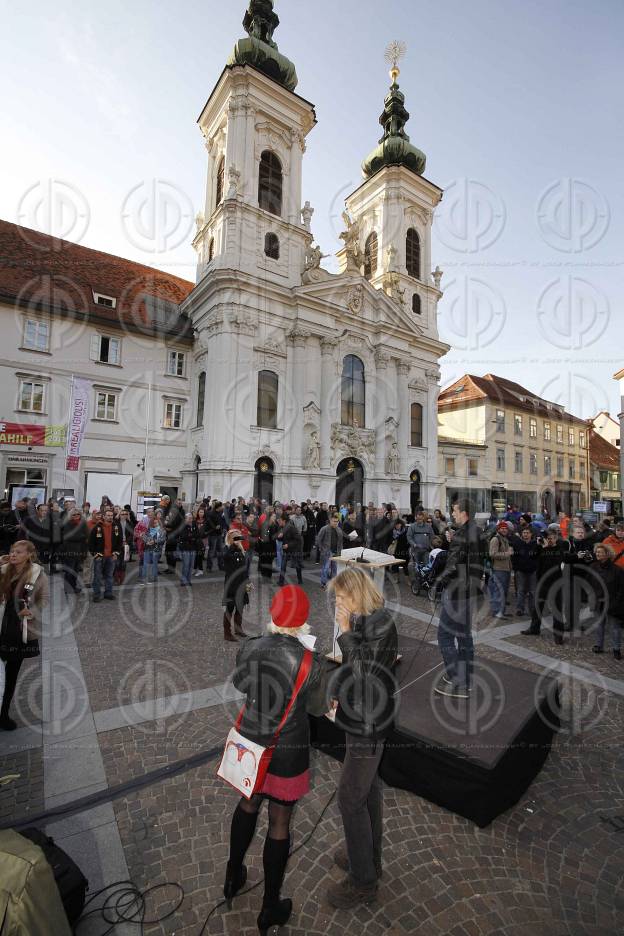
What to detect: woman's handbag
<box><xmin>217</xmin><ymin>649</ymin><xmax>313</xmax><ymax>799</ymax></box>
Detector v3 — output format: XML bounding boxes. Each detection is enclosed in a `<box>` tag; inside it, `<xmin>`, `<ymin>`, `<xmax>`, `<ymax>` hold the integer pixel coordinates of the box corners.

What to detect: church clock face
<box><xmin>259</xmin><ymin>461</ymin><xmax>270</xmax><ymax>473</ymax></box>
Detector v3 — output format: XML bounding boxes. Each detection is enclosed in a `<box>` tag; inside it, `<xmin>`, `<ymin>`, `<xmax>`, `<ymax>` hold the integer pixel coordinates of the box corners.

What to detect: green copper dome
<box><xmin>362</xmin><ymin>78</ymin><xmax>426</xmax><ymax>179</ymax></box>
<box><xmin>228</xmin><ymin>1</ymin><xmax>298</xmax><ymax>92</ymax></box>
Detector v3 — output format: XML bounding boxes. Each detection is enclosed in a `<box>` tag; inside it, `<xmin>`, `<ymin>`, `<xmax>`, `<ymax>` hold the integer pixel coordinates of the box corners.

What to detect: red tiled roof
<box><xmin>0</xmin><ymin>219</ymin><xmax>195</xmax><ymax>341</ymax></box>
<box><xmin>439</xmin><ymin>372</ymin><xmax>587</xmax><ymax>425</ymax></box>
<box><xmin>589</xmin><ymin>429</ymin><xmax>620</xmax><ymax>471</ymax></box>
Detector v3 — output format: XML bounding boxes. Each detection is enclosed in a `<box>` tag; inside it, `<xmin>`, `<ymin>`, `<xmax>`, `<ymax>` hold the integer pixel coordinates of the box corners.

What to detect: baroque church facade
<box><xmin>181</xmin><ymin>0</ymin><xmax>449</xmax><ymax>510</ymax></box>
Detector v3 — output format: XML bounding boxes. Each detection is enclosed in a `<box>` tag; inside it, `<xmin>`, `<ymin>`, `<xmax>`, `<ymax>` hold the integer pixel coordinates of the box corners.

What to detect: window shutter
<box><xmin>90</xmin><ymin>335</ymin><xmax>101</xmax><ymax>361</ymax></box>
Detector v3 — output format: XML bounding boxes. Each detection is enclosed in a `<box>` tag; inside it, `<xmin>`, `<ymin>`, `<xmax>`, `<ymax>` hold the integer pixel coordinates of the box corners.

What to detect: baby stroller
<box><xmin>410</xmin><ymin>549</ymin><xmax>447</xmax><ymax>599</ymax></box>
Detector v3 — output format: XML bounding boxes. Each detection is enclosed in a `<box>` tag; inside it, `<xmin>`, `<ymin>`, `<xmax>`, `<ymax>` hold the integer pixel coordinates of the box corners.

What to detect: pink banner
<box><xmin>66</xmin><ymin>378</ymin><xmax>91</xmax><ymax>470</ymax></box>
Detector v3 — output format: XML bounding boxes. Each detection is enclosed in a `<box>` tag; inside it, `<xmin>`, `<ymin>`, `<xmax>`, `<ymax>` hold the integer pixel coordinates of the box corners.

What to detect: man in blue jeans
<box><xmin>316</xmin><ymin>514</ymin><xmax>343</xmax><ymax>589</ymax></box>
<box><xmin>88</xmin><ymin>508</ymin><xmax>123</xmax><ymax>602</ymax></box>
<box><xmin>433</xmin><ymin>499</ymin><xmax>486</xmax><ymax>699</ymax></box>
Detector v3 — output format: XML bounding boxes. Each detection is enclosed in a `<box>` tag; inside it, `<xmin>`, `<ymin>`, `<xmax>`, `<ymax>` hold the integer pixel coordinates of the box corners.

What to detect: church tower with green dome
<box><xmin>339</xmin><ymin>48</ymin><xmax>444</xmax><ymax>346</ymax></box>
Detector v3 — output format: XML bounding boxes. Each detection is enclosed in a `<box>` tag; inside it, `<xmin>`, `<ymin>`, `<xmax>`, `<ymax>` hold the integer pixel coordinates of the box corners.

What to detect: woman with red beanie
<box><xmin>223</xmin><ymin>585</ymin><xmax>328</xmax><ymax>935</ymax></box>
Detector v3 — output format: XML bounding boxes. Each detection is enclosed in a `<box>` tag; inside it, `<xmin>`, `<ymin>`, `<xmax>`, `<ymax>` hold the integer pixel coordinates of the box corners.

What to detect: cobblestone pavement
<box><xmin>1</xmin><ymin>560</ymin><xmax>623</xmax><ymax>935</ymax></box>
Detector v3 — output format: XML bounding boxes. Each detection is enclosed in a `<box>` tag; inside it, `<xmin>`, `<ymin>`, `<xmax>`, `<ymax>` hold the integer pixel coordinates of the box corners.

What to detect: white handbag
<box><xmin>217</xmin><ymin>650</ymin><xmax>312</xmax><ymax>799</ymax></box>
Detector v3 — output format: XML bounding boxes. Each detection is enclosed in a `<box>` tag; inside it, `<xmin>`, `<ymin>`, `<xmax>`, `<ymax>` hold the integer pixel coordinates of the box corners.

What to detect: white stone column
<box><xmin>396</xmin><ymin>361</ymin><xmax>411</xmax><ymax>475</ymax></box>
<box><xmin>289</xmin><ymin>129</ymin><xmax>304</xmax><ymax>226</ymax></box>
<box><xmin>320</xmin><ymin>338</ymin><xmax>339</xmax><ymax>471</ymax></box>
<box><xmin>425</xmin><ymin>368</ymin><xmax>441</xmax><ymax>484</ymax></box>
<box><xmin>374</xmin><ymin>350</ymin><xmax>391</xmax><ymax>476</ymax></box>
<box><xmin>285</xmin><ymin>326</ymin><xmax>310</xmax><ymax>470</ymax></box>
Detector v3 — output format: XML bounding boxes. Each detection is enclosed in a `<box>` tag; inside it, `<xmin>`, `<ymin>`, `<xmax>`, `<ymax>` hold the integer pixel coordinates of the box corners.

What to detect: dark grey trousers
<box><xmin>337</xmin><ymin>734</ymin><xmax>385</xmax><ymax>886</ymax></box>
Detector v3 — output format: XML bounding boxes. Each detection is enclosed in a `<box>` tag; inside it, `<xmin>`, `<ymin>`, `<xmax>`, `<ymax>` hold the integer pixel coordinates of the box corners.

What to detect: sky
<box><xmin>2</xmin><ymin>0</ymin><xmax>623</xmax><ymax>420</ymax></box>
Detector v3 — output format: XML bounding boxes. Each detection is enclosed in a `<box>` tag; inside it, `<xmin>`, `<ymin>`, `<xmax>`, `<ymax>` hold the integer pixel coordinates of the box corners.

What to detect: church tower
<box><xmin>339</xmin><ymin>48</ymin><xmax>444</xmax><ymax>343</ymax></box>
<box><xmin>192</xmin><ymin>1</ymin><xmax>316</xmax><ymax>289</ymax></box>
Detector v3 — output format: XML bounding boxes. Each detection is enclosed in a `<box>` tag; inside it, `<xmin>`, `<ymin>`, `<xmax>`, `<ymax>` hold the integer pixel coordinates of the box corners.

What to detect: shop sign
<box><xmin>5</xmin><ymin>454</ymin><xmax>49</xmax><ymax>466</ymax></box>
<box><xmin>0</xmin><ymin>421</ymin><xmax>66</xmax><ymax>447</ymax></box>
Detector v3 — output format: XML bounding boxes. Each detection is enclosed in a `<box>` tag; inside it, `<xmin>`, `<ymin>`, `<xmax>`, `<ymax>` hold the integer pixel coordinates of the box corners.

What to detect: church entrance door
<box><xmin>254</xmin><ymin>458</ymin><xmax>274</xmax><ymax>503</ymax></box>
<box><xmin>336</xmin><ymin>458</ymin><xmax>364</xmax><ymax>509</ymax></box>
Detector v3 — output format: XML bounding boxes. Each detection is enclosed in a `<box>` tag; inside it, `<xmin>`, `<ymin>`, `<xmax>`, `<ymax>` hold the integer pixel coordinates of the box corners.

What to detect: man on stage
<box><xmin>433</xmin><ymin>499</ymin><xmax>486</xmax><ymax>699</ymax></box>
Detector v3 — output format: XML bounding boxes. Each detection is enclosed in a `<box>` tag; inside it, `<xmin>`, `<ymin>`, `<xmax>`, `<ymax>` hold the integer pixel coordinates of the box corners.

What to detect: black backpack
<box><xmin>19</xmin><ymin>827</ymin><xmax>88</xmax><ymax>924</ymax></box>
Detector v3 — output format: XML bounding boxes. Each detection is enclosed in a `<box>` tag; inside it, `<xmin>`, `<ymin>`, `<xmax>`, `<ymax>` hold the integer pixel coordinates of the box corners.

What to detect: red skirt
<box><xmin>258</xmin><ymin>769</ymin><xmax>310</xmax><ymax>802</ymax></box>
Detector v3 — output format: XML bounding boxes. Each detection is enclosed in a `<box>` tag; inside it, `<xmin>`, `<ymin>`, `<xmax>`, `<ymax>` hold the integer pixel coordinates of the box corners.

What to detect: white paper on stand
<box><xmin>339</xmin><ymin>547</ymin><xmax>399</xmax><ymax>565</ymax></box>
<box><xmin>347</xmin><ymin>530</ymin><xmax>359</xmax><ymax>541</ymax></box>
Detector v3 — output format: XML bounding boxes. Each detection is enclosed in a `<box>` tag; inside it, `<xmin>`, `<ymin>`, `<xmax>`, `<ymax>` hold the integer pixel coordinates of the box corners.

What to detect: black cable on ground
<box><xmin>74</xmin><ymin>880</ymin><xmax>185</xmax><ymax>936</ymax></box>
<box><xmin>3</xmin><ymin>744</ymin><xmax>223</xmax><ymax>832</ymax></box>
<box><xmin>394</xmin><ymin>596</ymin><xmax>440</xmax><ymax>694</ymax></box>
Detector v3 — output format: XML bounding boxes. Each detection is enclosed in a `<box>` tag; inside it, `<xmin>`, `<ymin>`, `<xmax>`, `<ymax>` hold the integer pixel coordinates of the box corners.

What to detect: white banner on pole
<box><xmin>66</xmin><ymin>377</ymin><xmax>91</xmax><ymax>470</ymax></box>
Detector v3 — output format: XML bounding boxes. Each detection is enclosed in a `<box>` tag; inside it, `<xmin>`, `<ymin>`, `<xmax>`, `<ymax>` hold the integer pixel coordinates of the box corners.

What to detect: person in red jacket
<box><xmin>602</xmin><ymin>522</ymin><xmax>624</xmax><ymax>569</ymax></box>
<box><xmin>88</xmin><ymin>508</ymin><xmax>123</xmax><ymax>602</ymax></box>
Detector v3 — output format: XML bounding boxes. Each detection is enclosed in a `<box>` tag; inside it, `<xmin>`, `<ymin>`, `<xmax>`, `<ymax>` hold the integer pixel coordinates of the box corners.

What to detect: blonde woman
<box><xmin>326</xmin><ymin>567</ymin><xmax>398</xmax><ymax>910</ymax></box>
<box><xmin>0</xmin><ymin>540</ymin><xmax>49</xmax><ymax>730</ymax></box>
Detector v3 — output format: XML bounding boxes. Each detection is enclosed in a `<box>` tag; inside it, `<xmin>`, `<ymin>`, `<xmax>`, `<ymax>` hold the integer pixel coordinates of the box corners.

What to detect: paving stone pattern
<box><xmin>1</xmin><ymin>562</ymin><xmax>623</xmax><ymax>934</ymax></box>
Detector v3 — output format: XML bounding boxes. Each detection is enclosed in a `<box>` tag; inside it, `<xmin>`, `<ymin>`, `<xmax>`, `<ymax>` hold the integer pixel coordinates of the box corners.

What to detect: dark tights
<box><xmin>1</xmin><ymin>658</ymin><xmax>23</xmax><ymax>718</ymax></box>
<box><xmin>228</xmin><ymin>795</ymin><xmax>294</xmax><ymax>907</ymax></box>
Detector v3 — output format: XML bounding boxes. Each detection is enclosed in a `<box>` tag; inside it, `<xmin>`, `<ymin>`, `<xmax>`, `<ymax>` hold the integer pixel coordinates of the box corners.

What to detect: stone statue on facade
<box><xmin>386</xmin><ymin>244</ymin><xmax>399</xmax><ymax>272</ymax></box>
<box><xmin>302</xmin><ymin>242</ymin><xmax>331</xmax><ymax>284</ymax></box>
<box><xmin>301</xmin><ymin>201</ymin><xmax>314</xmax><ymax>231</ymax></box>
<box><xmin>195</xmin><ymin>211</ymin><xmax>205</xmax><ymax>232</ymax></box>
<box><xmin>384</xmin><ymin>272</ymin><xmax>406</xmax><ymax>308</ymax></box>
<box><xmin>387</xmin><ymin>440</ymin><xmax>400</xmax><ymax>476</ymax></box>
<box><xmin>226</xmin><ymin>166</ymin><xmax>241</xmax><ymax>199</ymax></box>
<box><xmin>304</xmin><ymin>429</ymin><xmax>321</xmax><ymax>470</ymax></box>
<box><xmin>339</xmin><ymin>211</ymin><xmax>364</xmax><ymax>273</ymax></box>
<box><xmin>432</xmin><ymin>265</ymin><xmax>444</xmax><ymax>290</ymax></box>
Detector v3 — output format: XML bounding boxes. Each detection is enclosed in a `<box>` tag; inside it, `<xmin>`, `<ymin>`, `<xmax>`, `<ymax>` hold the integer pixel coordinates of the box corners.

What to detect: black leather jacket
<box><xmin>436</xmin><ymin>520</ymin><xmax>487</xmax><ymax>602</ymax></box>
<box><xmin>334</xmin><ymin>607</ymin><xmax>399</xmax><ymax>740</ymax></box>
<box><xmin>233</xmin><ymin>635</ymin><xmax>329</xmax><ymax>777</ymax></box>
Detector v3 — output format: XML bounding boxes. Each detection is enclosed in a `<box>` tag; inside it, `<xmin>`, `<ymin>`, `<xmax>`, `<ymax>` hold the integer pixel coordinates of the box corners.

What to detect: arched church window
<box><xmin>412</xmin><ymin>293</ymin><xmax>421</xmax><ymax>315</ymax></box>
<box><xmin>216</xmin><ymin>156</ymin><xmax>225</xmax><ymax>207</ymax></box>
<box><xmin>341</xmin><ymin>355</ymin><xmax>366</xmax><ymax>428</ymax></box>
<box><xmin>258</xmin><ymin>151</ymin><xmax>283</xmax><ymax>217</ymax></box>
<box><xmin>264</xmin><ymin>232</ymin><xmax>280</xmax><ymax>259</ymax></box>
<box><xmin>257</xmin><ymin>370</ymin><xmax>279</xmax><ymax>429</ymax></box>
<box><xmin>196</xmin><ymin>372</ymin><xmax>206</xmax><ymax>427</ymax></box>
<box><xmin>406</xmin><ymin>228</ymin><xmax>421</xmax><ymax>279</ymax></box>
<box><xmin>208</xmin><ymin>238</ymin><xmax>215</xmax><ymax>262</ymax></box>
<box><xmin>411</xmin><ymin>402</ymin><xmax>423</xmax><ymax>447</ymax></box>
<box><xmin>364</xmin><ymin>232</ymin><xmax>378</xmax><ymax>281</ymax></box>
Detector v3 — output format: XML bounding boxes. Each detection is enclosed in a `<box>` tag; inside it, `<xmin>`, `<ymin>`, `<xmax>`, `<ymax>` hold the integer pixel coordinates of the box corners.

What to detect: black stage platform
<box><xmin>310</xmin><ymin>637</ymin><xmax>560</xmax><ymax>827</ymax></box>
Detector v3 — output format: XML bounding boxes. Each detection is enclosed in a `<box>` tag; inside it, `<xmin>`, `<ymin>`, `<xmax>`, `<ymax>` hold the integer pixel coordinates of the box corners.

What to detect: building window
<box><xmin>93</xmin><ymin>292</ymin><xmax>117</xmax><ymax>309</ymax></box>
<box><xmin>557</xmin><ymin>455</ymin><xmax>564</xmax><ymax>477</ymax></box>
<box><xmin>514</xmin><ymin>414</ymin><xmax>523</xmax><ymax>436</ymax></box>
<box><xmin>529</xmin><ymin>417</ymin><xmax>537</xmax><ymax>438</ymax></box>
<box><xmin>264</xmin><ymin>232</ymin><xmax>280</xmax><ymax>259</ymax></box>
<box><xmin>445</xmin><ymin>457</ymin><xmax>456</xmax><ymax>477</ymax></box>
<box><xmin>544</xmin><ymin>454</ymin><xmax>552</xmax><ymax>475</ymax></box>
<box><xmin>496</xmin><ymin>409</ymin><xmax>505</xmax><ymax>433</ymax></box>
<box><xmin>568</xmin><ymin>427</ymin><xmax>575</xmax><ymax>446</ymax></box>
<box><xmin>258</xmin><ymin>150</ymin><xmax>283</xmax><ymax>216</ymax></box>
<box><xmin>468</xmin><ymin>457</ymin><xmax>478</xmax><ymax>477</ymax></box>
<box><xmin>196</xmin><ymin>372</ymin><xmax>206</xmax><ymax>427</ymax></box>
<box><xmin>364</xmin><ymin>233</ymin><xmax>378</xmax><ymax>280</ymax></box>
<box><xmin>579</xmin><ymin>461</ymin><xmax>586</xmax><ymax>480</ymax></box>
<box><xmin>23</xmin><ymin>319</ymin><xmax>49</xmax><ymax>352</ymax></box>
<box><xmin>95</xmin><ymin>391</ymin><xmax>117</xmax><ymax>421</ymax></box>
<box><xmin>599</xmin><ymin>469</ymin><xmax>609</xmax><ymax>486</ymax></box>
<box><xmin>208</xmin><ymin>238</ymin><xmax>215</xmax><ymax>262</ymax></box>
<box><xmin>164</xmin><ymin>401</ymin><xmax>184</xmax><ymax>429</ymax></box>
<box><xmin>257</xmin><ymin>370</ymin><xmax>278</xmax><ymax>429</ymax></box>
<box><xmin>341</xmin><ymin>355</ymin><xmax>365</xmax><ymax>428</ymax></box>
<box><xmin>167</xmin><ymin>350</ymin><xmax>185</xmax><ymax>377</ymax></box>
<box><xmin>556</xmin><ymin>425</ymin><xmax>564</xmax><ymax>444</ymax></box>
<box><xmin>18</xmin><ymin>379</ymin><xmax>45</xmax><ymax>413</ymax></box>
<box><xmin>496</xmin><ymin>448</ymin><xmax>505</xmax><ymax>471</ymax></box>
<box><xmin>412</xmin><ymin>293</ymin><xmax>422</xmax><ymax>315</ymax></box>
<box><xmin>514</xmin><ymin>451</ymin><xmax>523</xmax><ymax>473</ymax></box>
<box><xmin>569</xmin><ymin>460</ymin><xmax>575</xmax><ymax>479</ymax></box>
<box><xmin>406</xmin><ymin>228</ymin><xmax>421</xmax><ymax>279</ymax></box>
<box><xmin>530</xmin><ymin>453</ymin><xmax>538</xmax><ymax>474</ymax></box>
<box><xmin>410</xmin><ymin>403</ymin><xmax>423</xmax><ymax>446</ymax></box>
<box><xmin>579</xmin><ymin>430</ymin><xmax>586</xmax><ymax>448</ymax></box>
<box><xmin>544</xmin><ymin>421</ymin><xmax>551</xmax><ymax>441</ymax></box>
<box><xmin>216</xmin><ymin>156</ymin><xmax>225</xmax><ymax>207</ymax></box>
<box><xmin>91</xmin><ymin>334</ymin><xmax>121</xmax><ymax>365</ymax></box>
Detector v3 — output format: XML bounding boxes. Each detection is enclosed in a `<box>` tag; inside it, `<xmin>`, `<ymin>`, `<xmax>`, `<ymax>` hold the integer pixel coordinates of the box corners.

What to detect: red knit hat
<box><xmin>270</xmin><ymin>585</ymin><xmax>310</xmax><ymax>630</ymax></box>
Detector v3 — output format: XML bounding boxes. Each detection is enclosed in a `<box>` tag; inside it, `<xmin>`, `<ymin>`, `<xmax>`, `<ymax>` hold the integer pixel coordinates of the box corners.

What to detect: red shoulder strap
<box><xmin>234</xmin><ymin>649</ymin><xmax>313</xmax><ymax>739</ymax></box>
